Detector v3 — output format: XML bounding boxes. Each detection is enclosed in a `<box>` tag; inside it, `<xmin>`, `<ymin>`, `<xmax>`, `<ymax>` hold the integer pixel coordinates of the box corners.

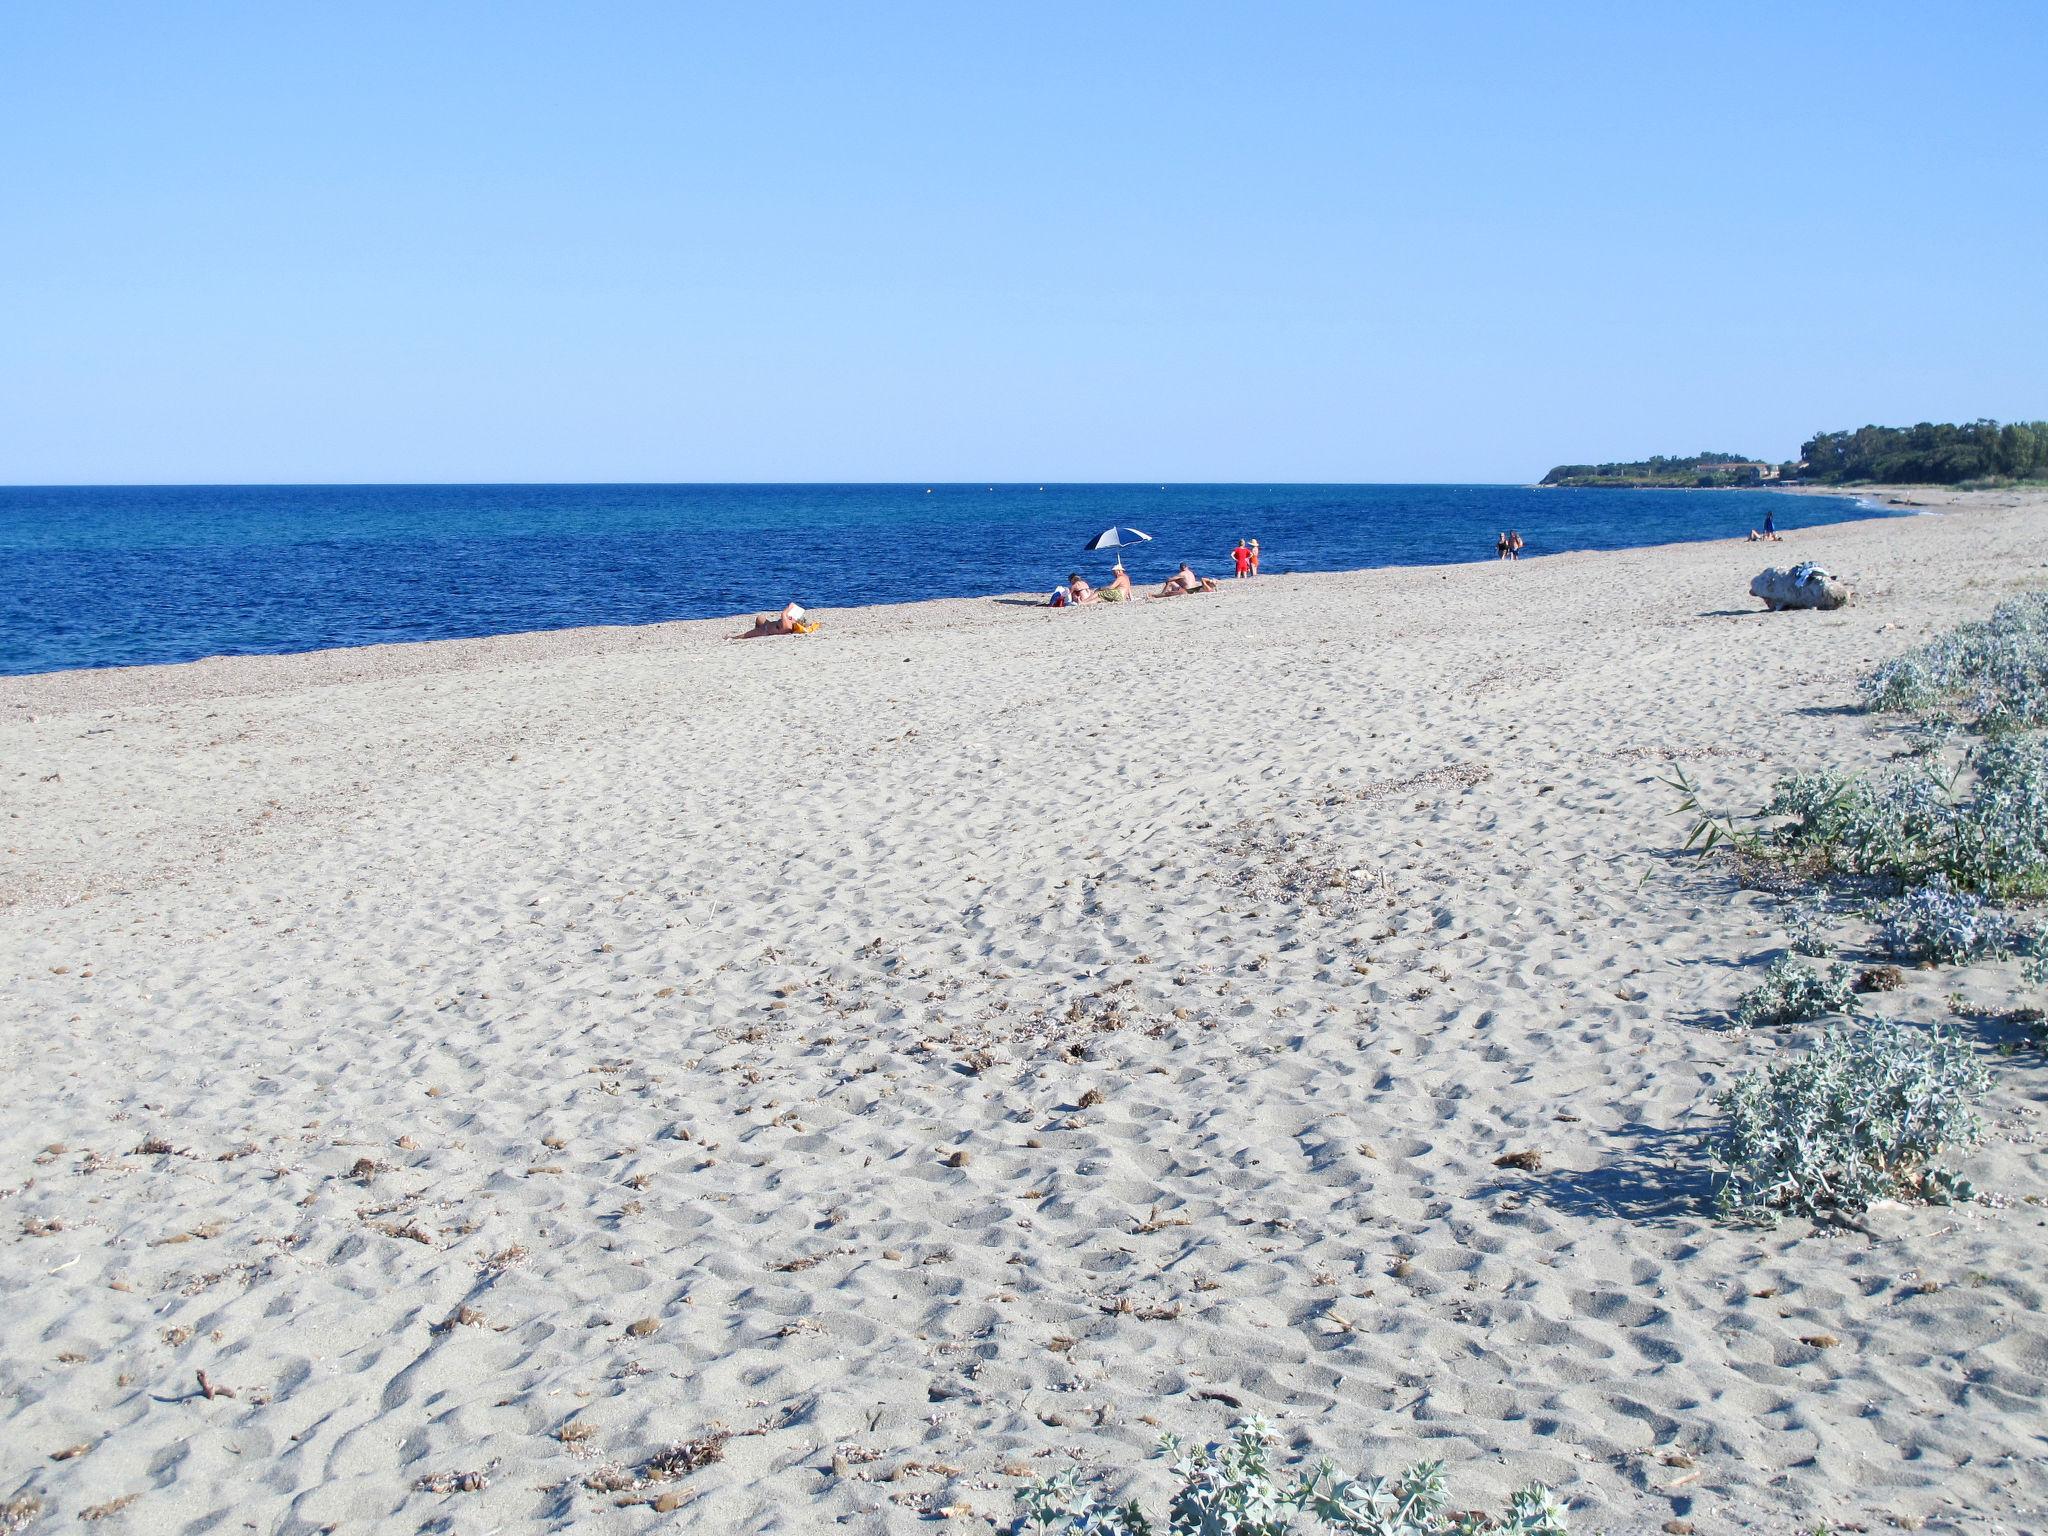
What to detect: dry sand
<box><xmin>3</xmin><ymin>490</ymin><xmax>2046</xmax><ymax>1535</ymax></box>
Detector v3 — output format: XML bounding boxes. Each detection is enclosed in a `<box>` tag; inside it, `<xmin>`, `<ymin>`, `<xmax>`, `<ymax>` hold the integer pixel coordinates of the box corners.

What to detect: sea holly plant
<box><xmin>1745</xmin><ymin>738</ymin><xmax>2048</xmax><ymax>898</ymax></box>
<box><xmin>1731</xmin><ymin>957</ymin><xmax>1857</xmax><ymax>1029</ymax></box>
<box><xmin>1861</xmin><ymin>590</ymin><xmax>2048</xmax><ymax>732</ymax></box>
<box><xmin>1786</xmin><ymin>898</ymin><xmax>1833</xmax><ymax>958</ymax></box>
<box><xmin>1015</xmin><ymin>1417</ymin><xmax>1569</xmax><ymax>1536</ymax></box>
<box><xmin>1712</xmin><ymin>1017</ymin><xmax>1987</xmax><ymax>1222</ymax></box>
<box><xmin>1878</xmin><ymin>877</ymin><xmax>2024</xmax><ymax>965</ymax></box>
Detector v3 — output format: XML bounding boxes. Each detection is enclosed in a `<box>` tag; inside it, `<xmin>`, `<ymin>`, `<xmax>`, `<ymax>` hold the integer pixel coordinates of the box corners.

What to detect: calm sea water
<box><xmin>0</xmin><ymin>483</ymin><xmax>1879</xmax><ymax>676</ymax></box>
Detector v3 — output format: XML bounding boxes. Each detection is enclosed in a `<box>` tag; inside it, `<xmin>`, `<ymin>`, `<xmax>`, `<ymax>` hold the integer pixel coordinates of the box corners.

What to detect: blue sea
<box><xmin>0</xmin><ymin>483</ymin><xmax>1879</xmax><ymax>676</ymax></box>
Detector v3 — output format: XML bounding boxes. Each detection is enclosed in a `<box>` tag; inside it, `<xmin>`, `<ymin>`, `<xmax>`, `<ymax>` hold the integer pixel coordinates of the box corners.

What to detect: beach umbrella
<box><xmin>1082</xmin><ymin>526</ymin><xmax>1152</xmax><ymax>553</ymax></box>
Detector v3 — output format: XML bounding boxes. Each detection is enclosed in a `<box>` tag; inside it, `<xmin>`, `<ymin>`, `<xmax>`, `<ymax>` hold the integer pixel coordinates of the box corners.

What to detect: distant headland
<box><xmin>1542</xmin><ymin>419</ymin><xmax>2048</xmax><ymax>489</ymax></box>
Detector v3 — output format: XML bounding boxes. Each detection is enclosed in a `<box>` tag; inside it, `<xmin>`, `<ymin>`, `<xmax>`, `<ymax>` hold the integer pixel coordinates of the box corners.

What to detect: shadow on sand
<box><xmin>1505</xmin><ymin>1123</ymin><xmax>1716</xmax><ymax>1226</ymax></box>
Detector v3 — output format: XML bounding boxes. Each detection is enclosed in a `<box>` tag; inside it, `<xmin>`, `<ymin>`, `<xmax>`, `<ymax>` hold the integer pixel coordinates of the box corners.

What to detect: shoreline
<box><xmin>1772</xmin><ymin>480</ymin><xmax>2047</xmax><ymax>513</ymax></box>
<box><xmin>3</xmin><ymin>490</ymin><xmax>1896</xmax><ymax>710</ymax></box>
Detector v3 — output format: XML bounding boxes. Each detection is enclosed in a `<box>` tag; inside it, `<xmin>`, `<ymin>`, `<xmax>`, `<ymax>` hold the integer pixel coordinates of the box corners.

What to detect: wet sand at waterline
<box><xmin>4</xmin><ymin>490</ymin><xmax>2046</xmax><ymax>1534</ymax></box>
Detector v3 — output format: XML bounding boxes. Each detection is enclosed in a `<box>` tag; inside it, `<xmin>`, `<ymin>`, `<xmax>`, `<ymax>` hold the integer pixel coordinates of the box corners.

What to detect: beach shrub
<box><xmin>1878</xmin><ymin>878</ymin><xmax>2022</xmax><ymax>964</ymax></box>
<box><xmin>1761</xmin><ymin>766</ymin><xmax>1952</xmax><ymax>878</ymax></box>
<box><xmin>1713</xmin><ymin>1018</ymin><xmax>1986</xmax><ymax>1222</ymax></box>
<box><xmin>1860</xmin><ymin>590</ymin><xmax>2048</xmax><ymax>731</ymax></box>
<box><xmin>1732</xmin><ymin>958</ymin><xmax>1857</xmax><ymax>1028</ymax></box>
<box><xmin>1016</xmin><ymin>1417</ymin><xmax>1569</xmax><ymax>1536</ymax></box>
<box><xmin>1862</xmin><ymin>654</ymin><xmax>1943</xmax><ymax>716</ymax></box>
<box><xmin>1756</xmin><ymin>739</ymin><xmax>2048</xmax><ymax>897</ymax></box>
<box><xmin>1944</xmin><ymin>734</ymin><xmax>2048</xmax><ymax>896</ymax></box>
<box><xmin>1787</xmin><ymin>899</ymin><xmax>1832</xmax><ymax>957</ymax></box>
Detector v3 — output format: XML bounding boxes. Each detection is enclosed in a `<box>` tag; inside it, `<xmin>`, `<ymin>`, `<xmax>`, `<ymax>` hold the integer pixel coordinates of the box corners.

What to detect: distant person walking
<box><xmin>1232</xmin><ymin>540</ymin><xmax>1253</xmax><ymax>579</ymax></box>
<box><xmin>1496</xmin><ymin>531</ymin><xmax>1510</xmax><ymax>560</ymax></box>
<box><xmin>1507</xmin><ymin>530</ymin><xmax>1524</xmax><ymax>560</ymax></box>
<box><xmin>1248</xmin><ymin>538</ymin><xmax>1261</xmax><ymax>576</ymax></box>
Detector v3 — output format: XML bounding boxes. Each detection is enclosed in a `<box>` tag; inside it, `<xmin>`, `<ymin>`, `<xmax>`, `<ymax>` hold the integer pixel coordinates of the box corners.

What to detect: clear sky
<box><xmin>4</xmin><ymin>2</ymin><xmax>2043</xmax><ymax>484</ymax></box>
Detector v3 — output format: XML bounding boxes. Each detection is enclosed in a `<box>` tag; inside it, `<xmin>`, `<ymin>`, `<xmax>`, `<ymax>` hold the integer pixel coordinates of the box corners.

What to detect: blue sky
<box><xmin>4</xmin><ymin>2</ymin><xmax>2042</xmax><ymax>483</ymax></box>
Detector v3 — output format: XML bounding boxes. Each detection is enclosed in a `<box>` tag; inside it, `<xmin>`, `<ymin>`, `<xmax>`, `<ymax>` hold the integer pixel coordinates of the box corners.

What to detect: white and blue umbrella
<box><xmin>1082</xmin><ymin>526</ymin><xmax>1152</xmax><ymax>553</ymax></box>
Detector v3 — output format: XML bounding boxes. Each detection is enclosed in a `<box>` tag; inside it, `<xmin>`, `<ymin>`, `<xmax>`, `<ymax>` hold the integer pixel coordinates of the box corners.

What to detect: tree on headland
<box><xmin>1797</xmin><ymin>419</ymin><xmax>2048</xmax><ymax>486</ymax></box>
<box><xmin>1540</xmin><ymin>453</ymin><xmax>1773</xmax><ymax>488</ymax></box>
<box><xmin>1543</xmin><ymin>420</ymin><xmax>2048</xmax><ymax>489</ymax></box>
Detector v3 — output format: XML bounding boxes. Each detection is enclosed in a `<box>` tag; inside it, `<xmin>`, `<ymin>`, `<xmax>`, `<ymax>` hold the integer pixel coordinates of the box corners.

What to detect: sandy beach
<box><xmin>4</xmin><ymin>490</ymin><xmax>2046</xmax><ymax>1535</ymax></box>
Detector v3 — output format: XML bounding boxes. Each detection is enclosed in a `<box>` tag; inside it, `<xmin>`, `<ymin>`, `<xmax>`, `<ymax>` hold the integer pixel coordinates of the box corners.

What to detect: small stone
<box><xmin>945</xmin><ymin>1150</ymin><xmax>970</xmax><ymax>1167</ymax></box>
<box><xmin>626</xmin><ymin>1317</ymin><xmax>660</xmax><ymax>1338</ymax></box>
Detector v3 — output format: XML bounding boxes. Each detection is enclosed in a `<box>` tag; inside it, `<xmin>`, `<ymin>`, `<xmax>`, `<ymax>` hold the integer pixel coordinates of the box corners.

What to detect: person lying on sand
<box><xmin>1156</xmin><ymin>563</ymin><xmax>1220</xmax><ymax>596</ymax></box>
<box><xmin>730</xmin><ymin>601</ymin><xmax>811</xmax><ymax>638</ymax></box>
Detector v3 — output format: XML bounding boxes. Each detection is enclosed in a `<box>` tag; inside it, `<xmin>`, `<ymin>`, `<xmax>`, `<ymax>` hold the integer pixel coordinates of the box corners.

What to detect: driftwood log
<box><xmin>1751</xmin><ymin>565</ymin><xmax>1852</xmax><ymax>611</ymax></box>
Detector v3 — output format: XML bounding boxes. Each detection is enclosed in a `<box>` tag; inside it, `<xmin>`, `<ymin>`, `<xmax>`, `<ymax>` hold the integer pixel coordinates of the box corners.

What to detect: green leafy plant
<box><xmin>1658</xmin><ymin>764</ymin><xmax>1754</xmax><ymax>859</ymax></box>
<box><xmin>1713</xmin><ymin>1018</ymin><xmax>1987</xmax><ymax>1223</ymax></box>
<box><xmin>1016</xmin><ymin>1418</ymin><xmax>1569</xmax><ymax>1536</ymax></box>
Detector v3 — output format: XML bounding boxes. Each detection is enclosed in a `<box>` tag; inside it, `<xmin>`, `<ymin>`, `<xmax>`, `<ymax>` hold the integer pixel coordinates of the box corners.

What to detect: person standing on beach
<box><xmin>1248</xmin><ymin>538</ymin><xmax>1261</xmax><ymax>576</ymax></box>
<box><xmin>1232</xmin><ymin>540</ymin><xmax>1252</xmax><ymax>579</ymax></box>
<box><xmin>1763</xmin><ymin>507</ymin><xmax>1777</xmax><ymax>540</ymax></box>
<box><xmin>1507</xmin><ymin>530</ymin><xmax>1524</xmax><ymax>560</ymax></box>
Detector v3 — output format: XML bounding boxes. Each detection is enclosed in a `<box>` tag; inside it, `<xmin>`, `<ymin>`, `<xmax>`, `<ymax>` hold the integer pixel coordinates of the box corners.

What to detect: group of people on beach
<box><xmin>1051</xmin><ymin>538</ymin><xmax>1257</xmax><ymax>608</ymax></box>
<box><xmin>735</xmin><ymin>534</ymin><xmax>1263</xmax><ymax>635</ymax></box>
<box><xmin>725</xmin><ymin>494</ymin><xmax>1809</xmax><ymax>639</ymax></box>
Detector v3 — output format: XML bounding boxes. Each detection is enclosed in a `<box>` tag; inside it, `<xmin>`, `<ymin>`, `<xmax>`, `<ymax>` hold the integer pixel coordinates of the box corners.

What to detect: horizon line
<box><xmin>6</xmin><ymin>477</ymin><xmax>1583</xmax><ymax>491</ymax></box>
